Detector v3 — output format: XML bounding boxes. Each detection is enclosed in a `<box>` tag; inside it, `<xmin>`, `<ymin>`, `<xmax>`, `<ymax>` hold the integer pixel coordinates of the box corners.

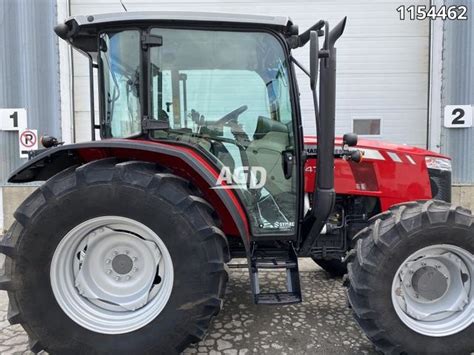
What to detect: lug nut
<box><xmin>106</xmin><ymin>269</ymin><xmax>112</xmax><ymax>274</ymax></box>
<box><xmin>105</xmin><ymin>259</ymin><xmax>111</xmax><ymax>264</ymax></box>
<box><xmin>113</xmin><ymin>250</ymin><xmax>118</xmax><ymax>255</ymax></box>
<box><xmin>115</xmin><ymin>276</ymin><xmax>120</xmax><ymax>281</ymax></box>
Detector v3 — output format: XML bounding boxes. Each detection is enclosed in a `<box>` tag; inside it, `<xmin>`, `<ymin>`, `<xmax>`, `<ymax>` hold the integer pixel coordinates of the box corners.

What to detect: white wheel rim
<box><xmin>50</xmin><ymin>216</ymin><xmax>174</xmax><ymax>334</ymax></box>
<box><xmin>391</xmin><ymin>244</ymin><xmax>473</xmax><ymax>337</ymax></box>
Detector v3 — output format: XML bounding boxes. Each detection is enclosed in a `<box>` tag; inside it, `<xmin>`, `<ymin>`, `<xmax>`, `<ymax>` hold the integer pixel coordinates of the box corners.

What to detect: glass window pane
<box><xmin>353</xmin><ymin>118</ymin><xmax>381</xmax><ymax>135</ymax></box>
<box><xmin>149</xmin><ymin>28</ymin><xmax>297</xmax><ymax>235</ymax></box>
<box><xmin>99</xmin><ymin>30</ymin><xmax>141</xmax><ymax>137</ymax></box>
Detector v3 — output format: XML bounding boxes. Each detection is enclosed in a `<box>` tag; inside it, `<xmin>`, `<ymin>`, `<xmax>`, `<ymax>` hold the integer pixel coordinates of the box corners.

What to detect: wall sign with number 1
<box><xmin>0</xmin><ymin>108</ymin><xmax>27</xmax><ymax>131</ymax></box>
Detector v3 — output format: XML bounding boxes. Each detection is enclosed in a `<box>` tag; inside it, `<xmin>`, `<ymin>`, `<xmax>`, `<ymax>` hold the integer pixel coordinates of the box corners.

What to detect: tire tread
<box><xmin>1</xmin><ymin>158</ymin><xmax>229</xmax><ymax>353</ymax></box>
<box><xmin>344</xmin><ymin>200</ymin><xmax>474</xmax><ymax>354</ymax></box>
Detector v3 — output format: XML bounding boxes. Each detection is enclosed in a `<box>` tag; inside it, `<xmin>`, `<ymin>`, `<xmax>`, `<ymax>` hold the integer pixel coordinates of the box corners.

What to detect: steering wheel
<box><xmin>214</xmin><ymin>105</ymin><xmax>248</xmax><ymax>126</ymax></box>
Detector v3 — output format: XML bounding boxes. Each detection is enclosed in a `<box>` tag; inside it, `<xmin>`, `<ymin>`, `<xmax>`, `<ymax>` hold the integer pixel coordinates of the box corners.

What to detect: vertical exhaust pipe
<box><xmin>301</xmin><ymin>17</ymin><xmax>346</xmax><ymax>254</ymax></box>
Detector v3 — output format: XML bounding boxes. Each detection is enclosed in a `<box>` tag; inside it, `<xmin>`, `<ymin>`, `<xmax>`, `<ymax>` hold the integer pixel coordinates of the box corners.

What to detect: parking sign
<box><xmin>19</xmin><ymin>128</ymin><xmax>38</xmax><ymax>159</ymax></box>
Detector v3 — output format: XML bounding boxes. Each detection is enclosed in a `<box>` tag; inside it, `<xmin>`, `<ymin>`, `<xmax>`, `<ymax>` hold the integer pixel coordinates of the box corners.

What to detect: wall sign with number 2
<box><xmin>444</xmin><ymin>105</ymin><xmax>473</xmax><ymax>128</ymax></box>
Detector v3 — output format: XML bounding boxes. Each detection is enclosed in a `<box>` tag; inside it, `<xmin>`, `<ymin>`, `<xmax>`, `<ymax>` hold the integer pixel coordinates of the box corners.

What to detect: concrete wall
<box><xmin>1</xmin><ymin>185</ymin><xmax>38</xmax><ymax>234</ymax></box>
<box><xmin>452</xmin><ymin>185</ymin><xmax>474</xmax><ymax>212</ymax></box>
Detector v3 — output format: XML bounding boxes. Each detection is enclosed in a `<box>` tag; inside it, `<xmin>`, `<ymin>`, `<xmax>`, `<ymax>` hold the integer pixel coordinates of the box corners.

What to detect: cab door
<box><xmin>147</xmin><ymin>27</ymin><xmax>301</xmax><ymax>237</ymax></box>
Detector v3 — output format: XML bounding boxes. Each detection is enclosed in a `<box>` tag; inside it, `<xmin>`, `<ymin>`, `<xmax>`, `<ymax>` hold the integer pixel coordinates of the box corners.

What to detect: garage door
<box><xmin>70</xmin><ymin>0</ymin><xmax>429</xmax><ymax>147</ymax></box>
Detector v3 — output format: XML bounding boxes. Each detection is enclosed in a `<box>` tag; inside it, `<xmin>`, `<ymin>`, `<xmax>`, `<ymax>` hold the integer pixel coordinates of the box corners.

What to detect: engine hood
<box><xmin>304</xmin><ymin>136</ymin><xmax>449</xmax><ymax>159</ymax></box>
<box><xmin>303</xmin><ymin>135</ymin><xmax>452</xmax><ymax>210</ymax></box>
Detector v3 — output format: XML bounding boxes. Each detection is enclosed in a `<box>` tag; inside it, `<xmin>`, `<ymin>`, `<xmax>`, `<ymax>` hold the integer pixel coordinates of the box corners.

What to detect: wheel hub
<box><xmin>411</xmin><ymin>265</ymin><xmax>448</xmax><ymax>301</ymax></box>
<box><xmin>392</xmin><ymin>244</ymin><xmax>472</xmax><ymax>337</ymax></box>
<box><xmin>74</xmin><ymin>227</ymin><xmax>161</xmax><ymax>311</ymax></box>
<box><xmin>50</xmin><ymin>216</ymin><xmax>174</xmax><ymax>334</ymax></box>
<box><xmin>112</xmin><ymin>254</ymin><xmax>134</xmax><ymax>275</ymax></box>
<box><xmin>400</xmin><ymin>257</ymin><xmax>452</xmax><ymax>305</ymax></box>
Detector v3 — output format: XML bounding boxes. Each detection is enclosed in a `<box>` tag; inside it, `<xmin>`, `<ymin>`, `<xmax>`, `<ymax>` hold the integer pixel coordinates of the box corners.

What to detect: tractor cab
<box><xmin>55</xmin><ymin>12</ymin><xmax>337</xmax><ymax>239</ymax></box>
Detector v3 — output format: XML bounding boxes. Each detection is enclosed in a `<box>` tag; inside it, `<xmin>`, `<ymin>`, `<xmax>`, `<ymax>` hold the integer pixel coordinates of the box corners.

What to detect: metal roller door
<box><xmin>69</xmin><ymin>0</ymin><xmax>429</xmax><ymax>147</ymax></box>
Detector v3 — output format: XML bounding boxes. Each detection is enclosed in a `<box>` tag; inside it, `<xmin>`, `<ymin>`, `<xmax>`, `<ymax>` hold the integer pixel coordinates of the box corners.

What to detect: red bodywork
<box><xmin>304</xmin><ymin>136</ymin><xmax>448</xmax><ymax>211</ymax></box>
<box><xmin>69</xmin><ymin>141</ymin><xmax>249</xmax><ymax>239</ymax></box>
<box><xmin>12</xmin><ymin>136</ymin><xmax>449</xmax><ymax>242</ymax></box>
<box><xmin>74</xmin><ymin>137</ymin><xmax>448</xmax><ymax>235</ymax></box>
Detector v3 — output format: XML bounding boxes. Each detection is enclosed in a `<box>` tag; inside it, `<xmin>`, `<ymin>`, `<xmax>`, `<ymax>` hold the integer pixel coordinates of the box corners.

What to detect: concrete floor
<box><xmin>0</xmin><ymin>259</ymin><xmax>377</xmax><ymax>354</ymax></box>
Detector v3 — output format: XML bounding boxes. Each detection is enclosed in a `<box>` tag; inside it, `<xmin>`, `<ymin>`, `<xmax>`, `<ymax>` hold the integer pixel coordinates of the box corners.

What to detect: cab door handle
<box><xmin>282</xmin><ymin>150</ymin><xmax>294</xmax><ymax>179</ymax></box>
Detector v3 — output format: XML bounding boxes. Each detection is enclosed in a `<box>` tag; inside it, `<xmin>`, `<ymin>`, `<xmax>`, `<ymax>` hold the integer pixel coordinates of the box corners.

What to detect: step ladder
<box><xmin>250</xmin><ymin>243</ymin><xmax>302</xmax><ymax>305</ymax></box>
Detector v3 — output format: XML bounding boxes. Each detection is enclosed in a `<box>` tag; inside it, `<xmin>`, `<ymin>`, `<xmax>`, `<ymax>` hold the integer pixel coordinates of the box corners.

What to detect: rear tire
<box><xmin>0</xmin><ymin>159</ymin><xmax>229</xmax><ymax>354</ymax></box>
<box><xmin>345</xmin><ymin>200</ymin><xmax>473</xmax><ymax>355</ymax></box>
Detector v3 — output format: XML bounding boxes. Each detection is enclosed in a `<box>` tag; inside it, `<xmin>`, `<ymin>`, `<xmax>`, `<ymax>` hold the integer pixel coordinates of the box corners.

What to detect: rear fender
<box><xmin>8</xmin><ymin>139</ymin><xmax>250</xmax><ymax>249</ymax></box>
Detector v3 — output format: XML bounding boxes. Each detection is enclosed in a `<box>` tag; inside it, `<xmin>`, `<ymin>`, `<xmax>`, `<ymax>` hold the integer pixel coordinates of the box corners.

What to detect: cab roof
<box><xmin>55</xmin><ymin>11</ymin><xmax>293</xmax><ymax>56</ymax></box>
<box><xmin>69</xmin><ymin>11</ymin><xmax>291</xmax><ymax>28</ymax></box>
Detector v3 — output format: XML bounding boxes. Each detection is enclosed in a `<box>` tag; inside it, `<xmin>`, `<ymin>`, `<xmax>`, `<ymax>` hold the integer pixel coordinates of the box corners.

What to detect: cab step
<box><xmin>256</xmin><ymin>292</ymin><xmax>301</xmax><ymax>304</ymax></box>
<box><xmin>250</xmin><ymin>243</ymin><xmax>302</xmax><ymax>305</ymax></box>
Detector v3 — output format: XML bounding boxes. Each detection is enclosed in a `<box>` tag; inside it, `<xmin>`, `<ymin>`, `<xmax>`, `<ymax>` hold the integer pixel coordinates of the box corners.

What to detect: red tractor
<box><xmin>1</xmin><ymin>11</ymin><xmax>472</xmax><ymax>354</ymax></box>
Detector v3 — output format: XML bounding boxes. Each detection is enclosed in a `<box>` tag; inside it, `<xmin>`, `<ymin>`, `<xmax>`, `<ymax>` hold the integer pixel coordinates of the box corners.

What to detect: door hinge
<box><xmin>142</xmin><ymin>34</ymin><xmax>163</xmax><ymax>50</ymax></box>
<box><xmin>142</xmin><ymin>117</ymin><xmax>169</xmax><ymax>131</ymax></box>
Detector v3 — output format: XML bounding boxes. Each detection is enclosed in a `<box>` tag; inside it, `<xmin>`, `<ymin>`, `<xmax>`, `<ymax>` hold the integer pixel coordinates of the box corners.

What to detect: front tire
<box><xmin>0</xmin><ymin>159</ymin><xmax>229</xmax><ymax>354</ymax></box>
<box><xmin>345</xmin><ymin>200</ymin><xmax>473</xmax><ymax>355</ymax></box>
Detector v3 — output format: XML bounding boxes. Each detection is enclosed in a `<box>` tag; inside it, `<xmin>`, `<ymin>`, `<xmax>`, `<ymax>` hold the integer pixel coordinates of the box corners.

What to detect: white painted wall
<box><xmin>67</xmin><ymin>0</ymin><xmax>430</xmax><ymax>147</ymax></box>
<box><xmin>57</xmin><ymin>0</ymin><xmax>74</xmax><ymax>144</ymax></box>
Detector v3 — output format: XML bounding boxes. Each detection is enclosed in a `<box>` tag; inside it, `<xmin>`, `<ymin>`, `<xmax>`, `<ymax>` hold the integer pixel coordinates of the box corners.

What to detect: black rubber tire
<box><xmin>345</xmin><ymin>200</ymin><xmax>473</xmax><ymax>355</ymax></box>
<box><xmin>0</xmin><ymin>159</ymin><xmax>229</xmax><ymax>354</ymax></box>
<box><xmin>311</xmin><ymin>257</ymin><xmax>346</xmax><ymax>277</ymax></box>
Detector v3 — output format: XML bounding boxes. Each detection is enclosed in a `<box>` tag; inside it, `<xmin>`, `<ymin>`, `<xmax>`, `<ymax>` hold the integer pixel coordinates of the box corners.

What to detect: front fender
<box><xmin>9</xmin><ymin>139</ymin><xmax>250</xmax><ymax>245</ymax></box>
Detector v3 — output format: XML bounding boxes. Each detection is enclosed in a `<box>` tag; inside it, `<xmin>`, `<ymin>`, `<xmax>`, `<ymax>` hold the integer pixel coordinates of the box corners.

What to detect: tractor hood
<box><xmin>303</xmin><ymin>136</ymin><xmax>452</xmax><ymax>210</ymax></box>
<box><xmin>304</xmin><ymin>136</ymin><xmax>448</xmax><ymax>159</ymax></box>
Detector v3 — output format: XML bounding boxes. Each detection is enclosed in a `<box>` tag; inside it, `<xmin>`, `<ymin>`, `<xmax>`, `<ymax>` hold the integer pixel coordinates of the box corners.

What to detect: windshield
<box><xmin>99</xmin><ymin>30</ymin><xmax>142</xmax><ymax>137</ymax></box>
<box><xmin>149</xmin><ymin>29</ymin><xmax>293</xmax><ymax>137</ymax></box>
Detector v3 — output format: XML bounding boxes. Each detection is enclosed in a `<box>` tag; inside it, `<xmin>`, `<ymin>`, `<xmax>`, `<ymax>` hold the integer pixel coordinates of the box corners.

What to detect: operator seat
<box><xmin>247</xmin><ymin>116</ymin><xmax>292</xmax><ymax>197</ymax></box>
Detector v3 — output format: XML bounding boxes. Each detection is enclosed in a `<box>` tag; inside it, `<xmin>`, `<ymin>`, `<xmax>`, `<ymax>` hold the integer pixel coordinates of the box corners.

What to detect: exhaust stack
<box><xmin>301</xmin><ymin>17</ymin><xmax>346</xmax><ymax>254</ymax></box>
